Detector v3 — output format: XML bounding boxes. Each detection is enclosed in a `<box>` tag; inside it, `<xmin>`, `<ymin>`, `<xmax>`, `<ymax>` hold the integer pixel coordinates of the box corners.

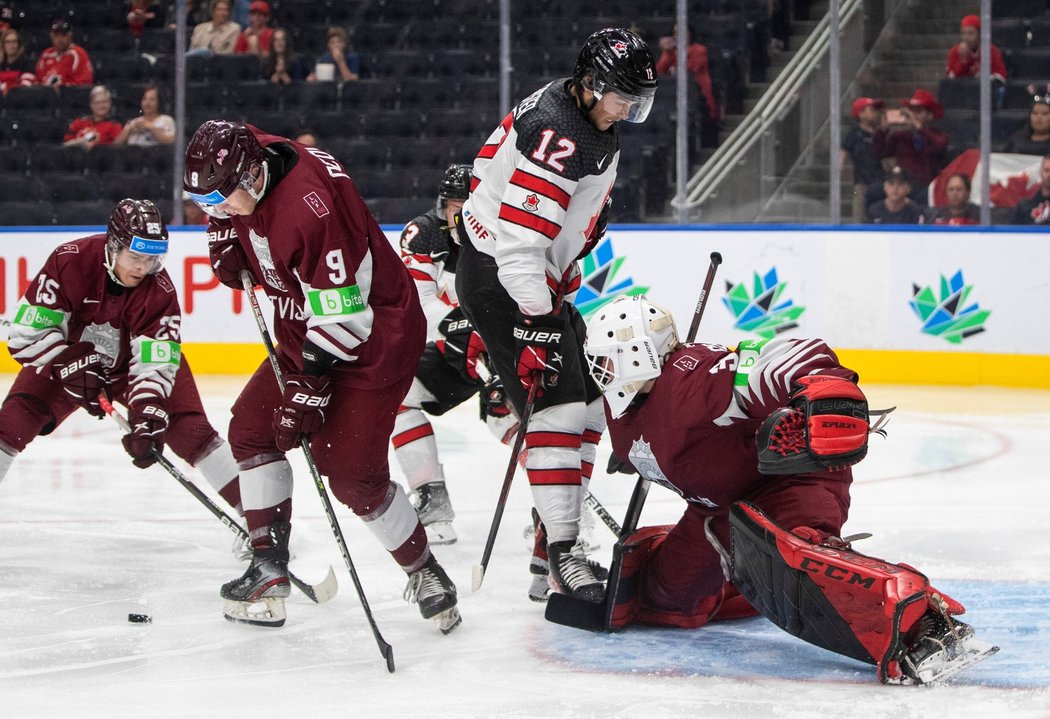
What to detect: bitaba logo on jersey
<box><xmin>909</xmin><ymin>269</ymin><xmax>991</xmax><ymax>344</ymax></box>
<box><xmin>575</xmin><ymin>235</ymin><xmax>649</xmax><ymax>317</ymax></box>
<box><xmin>721</xmin><ymin>267</ymin><xmax>805</xmax><ymax>338</ymax></box>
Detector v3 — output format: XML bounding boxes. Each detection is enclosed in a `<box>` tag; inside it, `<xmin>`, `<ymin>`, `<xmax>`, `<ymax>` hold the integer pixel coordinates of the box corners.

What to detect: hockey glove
<box><xmin>439</xmin><ymin>307</ymin><xmax>486</xmax><ymax>381</ymax></box>
<box><xmin>512</xmin><ymin>311</ymin><xmax>566</xmax><ymax>395</ymax></box>
<box><xmin>273</xmin><ymin>374</ymin><xmax>331</xmax><ymax>452</ymax></box>
<box><xmin>756</xmin><ymin>375</ymin><xmax>870</xmax><ymax>475</ymax></box>
<box><xmin>121</xmin><ymin>402</ymin><xmax>169</xmax><ymax>469</ymax></box>
<box><xmin>51</xmin><ymin>341</ymin><xmax>108</xmax><ymax>418</ymax></box>
<box><xmin>479</xmin><ymin>376</ymin><xmax>518</xmax><ymax>445</ymax></box>
<box><xmin>208</xmin><ymin>224</ymin><xmax>253</xmax><ymax>290</ymax></box>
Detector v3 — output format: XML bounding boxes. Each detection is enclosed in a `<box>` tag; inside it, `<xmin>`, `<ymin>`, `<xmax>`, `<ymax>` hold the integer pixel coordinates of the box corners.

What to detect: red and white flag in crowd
<box><xmin>928</xmin><ymin>149</ymin><xmax>1043</xmax><ymax>206</ymax></box>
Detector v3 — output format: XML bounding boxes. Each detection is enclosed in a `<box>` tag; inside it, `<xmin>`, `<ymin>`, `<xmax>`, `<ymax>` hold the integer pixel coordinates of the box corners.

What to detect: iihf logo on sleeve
<box><xmin>909</xmin><ymin>269</ymin><xmax>991</xmax><ymax>344</ymax></box>
<box><xmin>722</xmin><ymin>266</ymin><xmax>805</xmax><ymax>338</ymax></box>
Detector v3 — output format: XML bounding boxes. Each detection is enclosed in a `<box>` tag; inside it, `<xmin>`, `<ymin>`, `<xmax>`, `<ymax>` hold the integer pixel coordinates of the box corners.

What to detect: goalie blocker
<box><xmin>729</xmin><ymin>502</ymin><xmax>998</xmax><ymax>684</ymax></box>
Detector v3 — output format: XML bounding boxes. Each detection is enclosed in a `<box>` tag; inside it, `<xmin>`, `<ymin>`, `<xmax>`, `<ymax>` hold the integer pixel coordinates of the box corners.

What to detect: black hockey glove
<box><xmin>512</xmin><ymin>311</ymin><xmax>566</xmax><ymax>396</ymax></box>
<box><xmin>122</xmin><ymin>402</ymin><xmax>169</xmax><ymax>469</ymax></box>
<box><xmin>439</xmin><ymin>307</ymin><xmax>486</xmax><ymax>382</ymax></box>
<box><xmin>479</xmin><ymin>376</ymin><xmax>519</xmax><ymax>445</ymax></box>
<box><xmin>51</xmin><ymin>341</ymin><xmax>108</xmax><ymax>418</ymax></box>
<box><xmin>273</xmin><ymin>374</ymin><xmax>331</xmax><ymax>452</ymax></box>
<box><xmin>207</xmin><ymin>221</ymin><xmax>253</xmax><ymax>290</ymax></box>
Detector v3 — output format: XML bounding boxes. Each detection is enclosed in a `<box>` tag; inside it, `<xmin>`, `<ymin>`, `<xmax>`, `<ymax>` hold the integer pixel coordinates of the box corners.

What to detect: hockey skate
<box><xmin>411</xmin><ymin>481</ymin><xmax>457</xmax><ymax>545</ymax></box>
<box><xmin>404</xmin><ymin>555</ymin><xmax>461</xmax><ymax>634</ymax></box>
<box><xmin>529</xmin><ymin>508</ymin><xmax>607</xmax><ymax>602</ymax></box>
<box><xmin>900</xmin><ymin>610</ymin><xmax>999</xmax><ymax>685</ymax></box>
<box><xmin>221</xmin><ymin>521</ymin><xmax>291</xmax><ymax>628</ymax></box>
<box><xmin>548</xmin><ymin>540</ymin><xmax>606</xmax><ymax>604</ymax></box>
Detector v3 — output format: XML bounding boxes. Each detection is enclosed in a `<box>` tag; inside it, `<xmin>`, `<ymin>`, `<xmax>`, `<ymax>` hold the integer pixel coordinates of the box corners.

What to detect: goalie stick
<box><xmin>546</xmin><ymin>251</ymin><xmax>723</xmax><ymax>631</ymax></box>
<box><xmin>241</xmin><ymin>272</ymin><xmax>395</xmax><ymax>673</ymax></box>
<box><xmin>98</xmin><ymin>395</ymin><xmax>338</xmax><ymax>604</ymax></box>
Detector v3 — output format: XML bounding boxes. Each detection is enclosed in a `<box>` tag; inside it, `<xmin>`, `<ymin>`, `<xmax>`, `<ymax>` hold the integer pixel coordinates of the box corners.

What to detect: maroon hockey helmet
<box><xmin>183</xmin><ymin>120</ymin><xmax>265</xmax><ymax>218</ymax></box>
<box><xmin>573</xmin><ymin>28</ymin><xmax>658</xmax><ymax>123</ymax></box>
<box><xmin>104</xmin><ymin>198</ymin><xmax>169</xmax><ymax>284</ymax></box>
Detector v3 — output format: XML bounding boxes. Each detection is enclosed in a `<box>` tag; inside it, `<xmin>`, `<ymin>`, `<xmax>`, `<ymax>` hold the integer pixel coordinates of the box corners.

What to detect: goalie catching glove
<box><xmin>273</xmin><ymin>374</ymin><xmax>331</xmax><ymax>452</ymax></box>
<box><xmin>756</xmin><ymin>375</ymin><xmax>883</xmax><ymax>475</ymax></box>
<box><xmin>51</xmin><ymin>341</ymin><xmax>109</xmax><ymax>418</ymax></box>
<box><xmin>122</xmin><ymin>402</ymin><xmax>169</xmax><ymax>469</ymax></box>
<box><xmin>512</xmin><ymin>311</ymin><xmax>566</xmax><ymax>395</ymax></box>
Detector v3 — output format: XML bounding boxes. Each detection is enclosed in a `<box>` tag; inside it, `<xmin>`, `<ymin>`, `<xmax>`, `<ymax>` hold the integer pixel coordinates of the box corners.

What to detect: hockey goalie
<box><xmin>550</xmin><ymin>294</ymin><xmax>998</xmax><ymax>685</ymax></box>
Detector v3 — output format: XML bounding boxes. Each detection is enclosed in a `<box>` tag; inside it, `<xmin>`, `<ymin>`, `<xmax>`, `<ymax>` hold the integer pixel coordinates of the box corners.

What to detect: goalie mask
<box><xmin>574</xmin><ymin>28</ymin><xmax>658</xmax><ymax>123</ymax></box>
<box><xmin>105</xmin><ymin>198</ymin><xmax>168</xmax><ymax>286</ymax></box>
<box><xmin>183</xmin><ymin>120</ymin><xmax>268</xmax><ymax>219</ymax></box>
<box><xmin>584</xmin><ymin>295</ymin><xmax>679</xmax><ymax>419</ymax></box>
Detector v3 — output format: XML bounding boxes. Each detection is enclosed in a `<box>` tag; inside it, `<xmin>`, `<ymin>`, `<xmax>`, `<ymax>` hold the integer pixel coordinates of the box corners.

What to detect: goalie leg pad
<box><xmin>729</xmin><ymin>502</ymin><xmax>935</xmax><ymax>683</ymax></box>
<box><xmin>757</xmin><ymin>375</ymin><xmax>870</xmax><ymax>475</ymax></box>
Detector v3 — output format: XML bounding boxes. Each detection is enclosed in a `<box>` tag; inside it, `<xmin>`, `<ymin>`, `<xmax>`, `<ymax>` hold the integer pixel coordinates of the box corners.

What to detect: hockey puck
<box><xmin>127</xmin><ymin>613</ymin><xmax>152</xmax><ymax>624</ymax></box>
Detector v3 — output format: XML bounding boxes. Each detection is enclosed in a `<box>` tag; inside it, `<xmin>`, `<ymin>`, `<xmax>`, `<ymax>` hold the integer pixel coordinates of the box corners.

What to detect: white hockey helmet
<box><xmin>584</xmin><ymin>294</ymin><xmax>679</xmax><ymax>419</ymax></box>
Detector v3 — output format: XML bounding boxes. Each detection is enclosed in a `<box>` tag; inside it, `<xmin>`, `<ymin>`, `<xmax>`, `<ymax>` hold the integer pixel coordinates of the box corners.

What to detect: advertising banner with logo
<box><xmin>0</xmin><ymin>227</ymin><xmax>1046</xmax><ymax>385</ymax></box>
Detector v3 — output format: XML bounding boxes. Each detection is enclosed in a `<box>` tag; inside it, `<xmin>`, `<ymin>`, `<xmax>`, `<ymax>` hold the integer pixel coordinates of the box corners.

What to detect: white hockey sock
<box><xmin>392</xmin><ymin>407</ymin><xmax>442</xmax><ymax>491</ymax></box>
<box><xmin>196</xmin><ymin>441</ymin><xmax>241</xmax><ymax>508</ymax></box>
<box><xmin>526</xmin><ymin>402</ymin><xmax>586</xmax><ymax>544</ymax></box>
<box><xmin>239</xmin><ymin>457</ymin><xmax>293</xmax><ymax>543</ymax></box>
<box><xmin>360</xmin><ymin>483</ymin><xmax>427</xmax><ymax>571</ymax></box>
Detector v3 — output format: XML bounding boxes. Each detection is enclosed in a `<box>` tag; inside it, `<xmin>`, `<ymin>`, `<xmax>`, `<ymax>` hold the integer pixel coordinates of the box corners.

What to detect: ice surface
<box><xmin>1</xmin><ymin>379</ymin><xmax>1047</xmax><ymax>718</ymax></box>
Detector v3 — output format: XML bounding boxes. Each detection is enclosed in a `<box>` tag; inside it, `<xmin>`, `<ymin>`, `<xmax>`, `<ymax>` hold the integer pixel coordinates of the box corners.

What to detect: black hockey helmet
<box><xmin>183</xmin><ymin>120</ymin><xmax>266</xmax><ymax>218</ymax></box>
<box><xmin>573</xmin><ymin>28</ymin><xmax>658</xmax><ymax>123</ymax></box>
<box><xmin>437</xmin><ymin>163</ymin><xmax>472</xmax><ymax>210</ymax></box>
<box><xmin>105</xmin><ymin>198</ymin><xmax>168</xmax><ymax>284</ymax></box>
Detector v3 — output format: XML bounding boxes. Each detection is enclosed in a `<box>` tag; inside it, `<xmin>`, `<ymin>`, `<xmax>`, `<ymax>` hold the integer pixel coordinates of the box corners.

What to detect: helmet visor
<box><xmin>128</xmin><ymin>235</ymin><xmax>167</xmax><ymax>274</ymax></box>
<box><xmin>185</xmin><ymin>188</ymin><xmax>232</xmax><ymax>219</ymax></box>
<box><xmin>592</xmin><ymin>79</ymin><xmax>655</xmax><ymax>123</ymax></box>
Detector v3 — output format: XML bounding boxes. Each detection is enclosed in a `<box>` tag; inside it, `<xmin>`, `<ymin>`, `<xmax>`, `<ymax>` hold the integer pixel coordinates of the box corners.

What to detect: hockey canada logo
<box><xmin>522</xmin><ymin>193</ymin><xmax>540</xmax><ymax>212</ymax></box>
<box><xmin>610</xmin><ymin>41</ymin><xmax>628</xmax><ymax>57</ymax></box>
<box><xmin>909</xmin><ymin>269</ymin><xmax>991</xmax><ymax>344</ymax></box>
<box><xmin>575</xmin><ymin>235</ymin><xmax>649</xmax><ymax>317</ymax></box>
<box><xmin>722</xmin><ymin>266</ymin><xmax>805</xmax><ymax>338</ymax></box>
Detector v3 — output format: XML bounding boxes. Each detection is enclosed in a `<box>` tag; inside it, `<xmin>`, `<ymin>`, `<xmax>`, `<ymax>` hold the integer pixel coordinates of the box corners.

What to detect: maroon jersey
<box><xmin>7</xmin><ymin>235</ymin><xmax>182</xmax><ymax>406</ymax></box>
<box><xmin>209</xmin><ymin>130</ymin><xmax>425</xmax><ymax>388</ymax></box>
<box><xmin>606</xmin><ymin>339</ymin><xmax>858</xmax><ymax>513</ymax></box>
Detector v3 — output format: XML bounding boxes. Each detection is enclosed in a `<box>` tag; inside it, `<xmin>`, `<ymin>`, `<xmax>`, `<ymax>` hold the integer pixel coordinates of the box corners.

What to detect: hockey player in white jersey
<box><xmin>455</xmin><ymin>28</ymin><xmax>658</xmax><ymax>602</ymax></box>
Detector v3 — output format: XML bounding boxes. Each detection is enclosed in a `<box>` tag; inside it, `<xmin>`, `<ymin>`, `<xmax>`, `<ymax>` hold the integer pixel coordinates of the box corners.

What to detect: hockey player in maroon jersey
<box><xmin>579</xmin><ymin>294</ymin><xmax>998</xmax><ymax>684</ymax></box>
<box><xmin>0</xmin><ymin>199</ymin><xmax>243</xmax><ymax>519</ymax></box>
<box><xmin>393</xmin><ymin>163</ymin><xmax>518</xmax><ymax>545</ymax></box>
<box><xmin>183</xmin><ymin>120</ymin><xmax>460</xmax><ymax>632</ymax></box>
<box><xmin>455</xmin><ymin>28</ymin><xmax>658</xmax><ymax>603</ymax></box>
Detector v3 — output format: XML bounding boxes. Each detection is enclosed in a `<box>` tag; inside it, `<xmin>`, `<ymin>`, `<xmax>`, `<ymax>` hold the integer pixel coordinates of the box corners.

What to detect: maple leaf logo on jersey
<box><xmin>522</xmin><ymin>193</ymin><xmax>540</xmax><ymax>212</ymax></box>
<box><xmin>248</xmin><ymin>228</ymin><xmax>288</xmax><ymax>293</ymax></box>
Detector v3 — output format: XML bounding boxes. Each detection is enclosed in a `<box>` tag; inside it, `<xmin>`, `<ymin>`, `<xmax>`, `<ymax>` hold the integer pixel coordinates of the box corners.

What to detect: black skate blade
<box><xmin>545</xmin><ymin>592</ymin><xmax>607</xmax><ymax>632</ymax></box>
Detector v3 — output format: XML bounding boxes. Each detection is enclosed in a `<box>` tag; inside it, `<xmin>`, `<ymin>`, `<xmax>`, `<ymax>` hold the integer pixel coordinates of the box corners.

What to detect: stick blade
<box><xmin>381</xmin><ymin>643</ymin><xmax>396</xmax><ymax>673</ymax></box>
<box><xmin>471</xmin><ymin>563</ymin><xmax>485</xmax><ymax>592</ymax></box>
<box><xmin>544</xmin><ymin>592</ymin><xmax>607</xmax><ymax>632</ymax></box>
<box><xmin>289</xmin><ymin>565</ymin><xmax>339</xmax><ymax>604</ymax></box>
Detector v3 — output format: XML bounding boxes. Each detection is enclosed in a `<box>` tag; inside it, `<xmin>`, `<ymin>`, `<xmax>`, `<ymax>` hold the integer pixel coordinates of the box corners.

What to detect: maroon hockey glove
<box><xmin>756</xmin><ymin>375</ymin><xmax>870</xmax><ymax>474</ymax></box>
<box><xmin>121</xmin><ymin>402</ymin><xmax>169</xmax><ymax>469</ymax></box>
<box><xmin>51</xmin><ymin>341</ymin><xmax>108</xmax><ymax>418</ymax></box>
<box><xmin>273</xmin><ymin>374</ymin><xmax>331</xmax><ymax>452</ymax></box>
<box><xmin>439</xmin><ymin>307</ymin><xmax>486</xmax><ymax>381</ymax></box>
<box><xmin>209</xmin><ymin>236</ymin><xmax>254</xmax><ymax>290</ymax></box>
<box><xmin>512</xmin><ymin>311</ymin><xmax>566</xmax><ymax>395</ymax></box>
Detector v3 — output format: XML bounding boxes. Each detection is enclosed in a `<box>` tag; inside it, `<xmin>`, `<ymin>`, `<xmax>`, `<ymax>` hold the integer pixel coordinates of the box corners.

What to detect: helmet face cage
<box><xmin>436</xmin><ymin>163</ymin><xmax>472</xmax><ymax>212</ymax></box>
<box><xmin>183</xmin><ymin>120</ymin><xmax>263</xmax><ymax>218</ymax></box>
<box><xmin>584</xmin><ymin>295</ymin><xmax>679</xmax><ymax>419</ymax></box>
<box><xmin>575</xmin><ymin>28</ymin><xmax>658</xmax><ymax>123</ymax></box>
<box><xmin>105</xmin><ymin>198</ymin><xmax>169</xmax><ymax>282</ymax></box>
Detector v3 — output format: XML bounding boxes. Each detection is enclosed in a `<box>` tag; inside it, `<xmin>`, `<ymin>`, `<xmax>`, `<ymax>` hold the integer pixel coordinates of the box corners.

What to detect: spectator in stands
<box><xmin>126</xmin><ymin>1</ymin><xmax>165</xmax><ymax>40</ymax></box>
<box><xmin>169</xmin><ymin>0</ymin><xmax>211</xmax><ymax>29</ymax></box>
<box><xmin>946</xmin><ymin>15</ymin><xmax>1007</xmax><ymax>82</ymax></box>
<box><xmin>35</xmin><ymin>20</ymin><xmax>94</xmax><ymax>87</ymax></box>
<box><xmin>0</xmin><ymin>28</ymin><xmax>34</xmax><ymax>93</ymax></box>
<box><xmin>1000</xmin><ymin>88</ymin><xmax>1050</xmax><ymax>156</ymax></box>
<box><xmin>263</xmin><ymin>27</ymin><xmax>306</xmax><ymax>83</ymax></box>
<box><xmin>866</xmin><ymin>166</ymin><xmax>925</xmax><ymax>224</ymax></box>
<box><xmin>873</xmin><ymin>89</ymin><xmax>948</xmax><ymax>206</ymax></box>
<box><xmin>114</xmin><ymin>84</ymin><xmax>175</xmax><ymax>145</ymax></box>
<box><xmin>841</xmin><ymin>96</ymin><xmax>885</xmax><ymax>222</ymax></box>
<box><xmin>63</xmin><ymin>85</ymin><xmax>123</xmax><ymax>148</ymax></box>
<box><xmin>234</xmin><ymin>1</ymin><xmax>272</xmax><ymax>58</ymax></box>
<box><xmin>928</xmin><ymin>173</ymin><xmax>979</xmax><ymax>225</ymax></box>
<box><xmin>293</xmin><ymin>129</ymin><xmax>318</xmax><ymax>147</ymax></box>
<box><xmin>1010</xmin><ymin>154</ymin><xmax>1050</xmax><ymax>225</ymax></box>
<box><xmin>307</xmin><ymin>26</ymin><xmax>360</xmax><ymax>83</ymax></box>
<box><xmin>656</xmin><ymin>23</ymin><xmax>719</xmax><ymax>123</ymax></box>
<box><xmin>187</xmin><ymin>0</ymin><xmax>240</xmax><ymax>56</ymax></box>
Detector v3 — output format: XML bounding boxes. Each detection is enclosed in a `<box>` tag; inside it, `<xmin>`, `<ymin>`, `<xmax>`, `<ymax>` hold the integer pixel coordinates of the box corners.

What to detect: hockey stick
<box><xmin>546</xmin><ymin>251</ymin><xmax>723</xmax><ymax>631</ymax></box>
<box><xmin>98</xmin><ymin>395</ymin><xmax>337</xmax><ymax>604</ymax></box>
<box><xmin>241</xmin><ymin>272</ymin><xmax>395</xmax><ymax>674</ymax></box>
